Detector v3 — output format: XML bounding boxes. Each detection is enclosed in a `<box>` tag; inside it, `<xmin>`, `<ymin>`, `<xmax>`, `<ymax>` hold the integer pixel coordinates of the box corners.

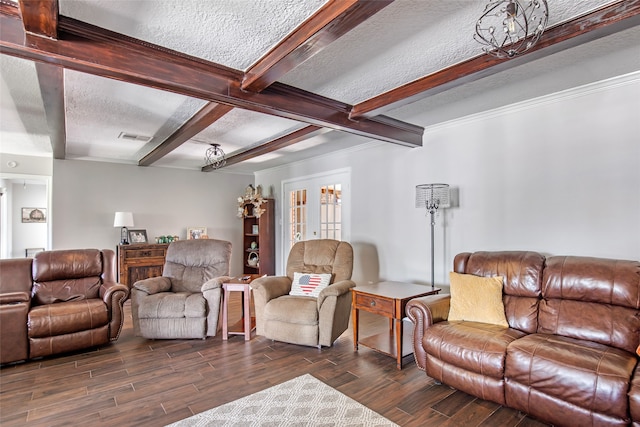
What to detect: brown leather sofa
<box><xmin>407</xmin><ymin>251</ymin><xmax>640</xmax><ymax>427</ymax></box>
<box><xmin>0</xmin><ymin>249</ymin><xmax>129</xmax><ymax>365</ymax></box>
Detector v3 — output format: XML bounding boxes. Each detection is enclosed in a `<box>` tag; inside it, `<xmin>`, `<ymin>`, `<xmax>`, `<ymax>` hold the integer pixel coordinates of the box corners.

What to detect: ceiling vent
<box><xmin>118</xmin><ymin>132</ymin><xmax>153</xmax><ymax>143</ymax></box>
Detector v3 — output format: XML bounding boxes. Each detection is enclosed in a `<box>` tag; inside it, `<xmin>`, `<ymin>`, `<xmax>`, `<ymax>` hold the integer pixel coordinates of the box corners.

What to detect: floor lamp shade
<box><xmin>415</xmin><ymin>184</ymin><xmax>450</xmax><ymax>210</ymax></box>
<box><xmin>416</xmin><ymin>184</ymin><xmax>450</xmax><ymax>289</ymax></box>
<box><xmin>114</xmin><ymin>212</ymin><xmax>134</xmax><ymax>245</ymax></box>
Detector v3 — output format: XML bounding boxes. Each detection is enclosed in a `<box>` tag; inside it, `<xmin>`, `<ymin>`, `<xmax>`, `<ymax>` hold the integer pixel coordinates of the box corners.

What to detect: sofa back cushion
<box><xmin>32</xmin><ymin>249</ymin><xmax>104</xmax><ymax>305</ymax></box>
<box><xmin>454</xmin><ymin>251</ymin><xmax>545</xmax><ymax>333</ymax></box>
<box><xmin>539</xmin><ymin>256</ymin><xmax>640</xmax><ymax>354</ymax></box>
<box><xmin>163</xmin><ymin>239</ymin><xmax>231</xmax><ymax>293</ymax></box>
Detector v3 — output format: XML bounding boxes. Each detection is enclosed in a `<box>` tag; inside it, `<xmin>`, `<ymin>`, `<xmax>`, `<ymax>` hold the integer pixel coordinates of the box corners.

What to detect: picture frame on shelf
<box><xmin>187</xmin><ymin>227</ymin><xmax>207</xmax><ymax>240</ymax></box>
<box><xmin>128</xmin><ymin>229</ymin><xmax>148</xmax><ymax>244</ymax></box>
<box><xmin>21</xmin><ymin>207</ymin><xmax>47</xmax><ymax>223</ymax></box>
<box><xmin>252</xmin><ymin>225</ymin><xmax>259</xmax><ymax>235</ymax></box>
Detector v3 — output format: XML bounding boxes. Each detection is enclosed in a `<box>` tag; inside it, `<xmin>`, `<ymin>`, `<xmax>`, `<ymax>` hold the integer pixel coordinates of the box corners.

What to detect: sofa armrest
<box><xmin>100</xmin><ymin>281</ymin><xmax>130</xmax><ymax>341</ymax></box>
<box><xmin>0</xmin><ymin>291</ymin><xmax>30</xmax><ymax>305</ymax></box>
<box><xmin>406</xmin><ymin>294</ymin><xmax>451</xmax><ymax>371</ymax></box>
<box><xmin>132</xmin><ymin>277</ymin><xmax>172</xmax><ymax>295</ymax></box>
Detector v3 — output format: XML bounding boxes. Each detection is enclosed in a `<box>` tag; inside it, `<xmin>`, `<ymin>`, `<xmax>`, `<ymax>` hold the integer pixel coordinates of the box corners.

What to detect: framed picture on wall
<box><xmin>21</xmin><ymin>207</ymin><xmax>47</xmax><ymax>223</ymax></box>
<box><xmin>128</xmin><ymin>229</ymin><xmax>148</xmax><ymax>244</ymax></box>
<box><xmin>187</xmin><ymin>227</ymin><xmax>207</xmax><ymax>240</ymax></box>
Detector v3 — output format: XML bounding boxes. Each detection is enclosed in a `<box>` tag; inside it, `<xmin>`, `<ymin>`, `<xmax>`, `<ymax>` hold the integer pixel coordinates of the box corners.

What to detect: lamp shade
<box><xmin>113</xmin><ymin>212</ymin><xmax>134</xmax><ymax>228</ymax></box>
<box><xmin>416</xmin><ymin>184</ymin><xmax>450</xmax><ymax>209</ymax></box>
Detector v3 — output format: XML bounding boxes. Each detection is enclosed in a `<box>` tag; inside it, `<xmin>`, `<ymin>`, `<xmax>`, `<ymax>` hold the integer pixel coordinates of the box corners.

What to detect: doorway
<box><xmin>0</xmin><ymin>173</ymin><xmax>51</xmax><ymax>258</ymax></box>
<box><xmin>281</xmin><ymin>168</ymin><xmax>350</xmax><ymax>271</ymax></box>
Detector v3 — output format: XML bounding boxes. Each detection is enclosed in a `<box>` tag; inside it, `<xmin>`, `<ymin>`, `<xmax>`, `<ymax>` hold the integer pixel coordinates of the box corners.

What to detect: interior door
<box><xmin>282</xmin><ymin>169</ymin><xmax>350</xmax><ymax>268</ymax></box>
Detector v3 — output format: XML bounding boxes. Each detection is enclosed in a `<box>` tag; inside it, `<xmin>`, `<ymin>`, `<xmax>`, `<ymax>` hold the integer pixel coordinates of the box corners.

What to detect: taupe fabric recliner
<box><xmin>251</xmin><ymin>239</ymin><xmax>355</xmax><ymax>348</ymax></box>
<box><xmin>131</xmin><ymin>239</ymin><xmax>231</xmax><ymax>339</ymax></box>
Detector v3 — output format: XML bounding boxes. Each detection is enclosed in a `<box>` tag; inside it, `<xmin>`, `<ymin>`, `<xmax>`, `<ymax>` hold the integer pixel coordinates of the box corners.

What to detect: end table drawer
<box><xmin>124</xmin><ymin>248</ymin><xmax>166</xmax><ymax>259</ymax></box>
<box><xmin>354</xmin><ymin>293</ymin><xmax>393</xmax><ymax>316</ymax></box>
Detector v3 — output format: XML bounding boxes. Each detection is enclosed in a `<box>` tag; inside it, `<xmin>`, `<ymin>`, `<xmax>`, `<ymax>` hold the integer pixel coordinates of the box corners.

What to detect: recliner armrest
<box><xmin>99</xmin><ymin>281</ymin><xmax>129</xmax><ymax>302</ymax></box>
<box><xmin>202</xmin><ymin>276</ymin><xmax>232</xmax><ymax>293</ymax></box>
<box><xmin>317</xmin><ymin>280</ymin><xmax>355</xmax><ymax>307</ymax></box>
<box><xmin>251</xmin><ymin>276</ymin><xmax>292</xmax><ymax>302</ymax></box>
<box><xmin>133</xmin><ymin>276</ymin><xmax>171</xmax><ymax>295</ymax></box>
<box><xmin>0</xmin><ymin>291</ymin><xmax>30</xmax><ymax>305</ymax></box>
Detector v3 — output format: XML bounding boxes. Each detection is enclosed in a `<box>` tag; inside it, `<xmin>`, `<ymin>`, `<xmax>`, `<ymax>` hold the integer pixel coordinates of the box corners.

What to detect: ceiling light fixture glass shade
<box><xmin>474</xmin><ymin>0</ymin><xmax>549</xmax><ymax>58</ymax></box>
<box><xmin>204</xmin><ymin>143</ymin><xmax>226</xmax><ymax>170</ymax></box>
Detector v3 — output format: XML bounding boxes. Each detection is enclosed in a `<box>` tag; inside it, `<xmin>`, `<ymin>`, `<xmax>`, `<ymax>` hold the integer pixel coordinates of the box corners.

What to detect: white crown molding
<box><xmin>424</xmin><ymin>71</ymin><xmax>640</xmax><ymax>135</ymax></box>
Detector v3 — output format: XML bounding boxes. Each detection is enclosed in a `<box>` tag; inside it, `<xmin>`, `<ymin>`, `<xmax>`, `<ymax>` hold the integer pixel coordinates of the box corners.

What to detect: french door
<box><xmin>282</xmin><ymin>169</ymin><xmax>350</xmax><ymax>266</ymax></box>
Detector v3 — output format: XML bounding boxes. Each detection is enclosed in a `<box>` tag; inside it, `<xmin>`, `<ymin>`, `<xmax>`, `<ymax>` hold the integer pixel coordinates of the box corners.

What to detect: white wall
<box><xmin>52</xmin><ymin>160</ymin><xmax>252</xmax><ymax>276</ymax></box>
<box><xmin>256</xmin><ymin>74</ymin><xmax>640</xmax><ymax>287</ymax></box>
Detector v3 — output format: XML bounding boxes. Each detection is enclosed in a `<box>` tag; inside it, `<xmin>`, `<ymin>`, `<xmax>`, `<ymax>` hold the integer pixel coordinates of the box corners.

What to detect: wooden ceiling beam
<box><xmin>242</xmin><ymin>0</ymin><xmax>393</xmax><ymax>92</ymax></box>
<box><xmin>203</xmin><ymin>125</ymin><xmax>328</xmax><ymax>172</ymax></box>
<box><xmin>350</xmin><ymin>0</ymin><xmax>640</xmax><ymax>119</ymax></box>
<box><xmin>18</xmin><ymin>0</ymin><xmax>58</xmax><ymax>38</ymax></box>
<box><xmin>34</xmin><ymin>62</ymin><xmax>66</xmax><ymax>159</ymax></box>
<box><xmin>139</xmin><ymin>103</ymin><xmax>233</xmax><ymax>166</ymax></box>
<box><xmin>18</xmin><ymin>0</ymin><xmax>66</xmax><ymax>159</ymax></box>
<box><xmin>0</xmin><ymin>8</ymin><xmax>423</xmax><ymax>148</ymax></box>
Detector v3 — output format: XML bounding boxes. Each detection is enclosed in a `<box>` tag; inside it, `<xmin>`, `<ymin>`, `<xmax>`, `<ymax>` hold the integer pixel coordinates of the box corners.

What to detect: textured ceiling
<box><xmin>1</xmin><ymin>0</ymin><xmax>638</xmax><ymax>174</ymax></box>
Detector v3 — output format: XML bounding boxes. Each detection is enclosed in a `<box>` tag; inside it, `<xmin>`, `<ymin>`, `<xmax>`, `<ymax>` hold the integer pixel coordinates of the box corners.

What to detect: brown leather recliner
<box><xmin>0</xmin><ymin>249</ymin><xmax>129</xmax><ymax>364</ymax></box>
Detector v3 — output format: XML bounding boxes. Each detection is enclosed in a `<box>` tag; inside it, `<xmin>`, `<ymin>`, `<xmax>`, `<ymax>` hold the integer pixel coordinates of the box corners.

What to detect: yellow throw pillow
<box><xmin>448</xmin><ymin>272</ymin><xmax>509</xmax><ymax>327</ymax></box>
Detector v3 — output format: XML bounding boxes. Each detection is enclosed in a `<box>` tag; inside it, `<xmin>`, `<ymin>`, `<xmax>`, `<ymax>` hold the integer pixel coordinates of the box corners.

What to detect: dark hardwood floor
<box><xmin>0</xmin><ymin>294</ymin><xmax>548</xmax><ymax>427</ymax></box>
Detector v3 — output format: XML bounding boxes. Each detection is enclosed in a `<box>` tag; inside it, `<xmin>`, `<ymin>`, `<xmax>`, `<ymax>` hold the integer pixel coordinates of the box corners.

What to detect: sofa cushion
<box><xmin>630</xmin><ymin>368</ymin><xmax>640</xmax><ymax>424</ymax></box>
<box><xmin>424</xmin><ymin>321</ymin><xmax>526</xmax><ymax>379</ymax></box>
<box><xmin>448</xmin><ymin>272</ymin><xmax>508</xmax><ymax>327</ymax></box>
<box><xmin>505</xmin><ymin>333</ymin><xmax>637</xmax><ymax>425</ymax></box>
<box><xmin>540</xmin><ymin>256</ymin><xmax>640</xmax><ymax>354</ymax></box>
<box><xmin>28</xmin><ymin>299</ymin><xmax>109</xmax><ymax>338</ymax></box>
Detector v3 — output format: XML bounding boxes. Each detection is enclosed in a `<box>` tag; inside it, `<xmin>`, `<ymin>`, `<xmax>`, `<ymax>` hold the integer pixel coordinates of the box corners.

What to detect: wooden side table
<box><xmin>352</xmin><ymin>282</ymin><xmax>441</xmax><ymax>369</ymax></box>
<box><xmin>222</xmin><ymin>275</ymin><xmax>260</xmax><ymax>341</ymax></box>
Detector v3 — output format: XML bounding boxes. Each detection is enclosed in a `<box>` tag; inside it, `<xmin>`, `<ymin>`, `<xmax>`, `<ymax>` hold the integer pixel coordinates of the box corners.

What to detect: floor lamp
<box><xmin>416</xmin><ymin>184</ymin><xmax>450</xmax><ymax>289</ymax></box>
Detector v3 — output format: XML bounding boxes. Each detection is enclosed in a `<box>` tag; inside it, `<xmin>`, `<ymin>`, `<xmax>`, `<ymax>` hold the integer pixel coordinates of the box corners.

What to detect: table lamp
<box><xmin>114</xmin><ymin>211</ymin><xmax>134</xmax><ymax>245</ymax></box>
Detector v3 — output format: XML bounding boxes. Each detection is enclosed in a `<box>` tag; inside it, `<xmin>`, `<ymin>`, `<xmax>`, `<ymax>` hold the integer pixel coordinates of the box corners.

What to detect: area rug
<box><xmin>166</xmin><ymin>373</ymin><xmax>399</xmax><ymax>426</ymax></box>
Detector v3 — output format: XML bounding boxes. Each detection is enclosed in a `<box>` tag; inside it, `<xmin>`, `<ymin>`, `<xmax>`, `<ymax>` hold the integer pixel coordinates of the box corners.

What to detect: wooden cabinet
<box><xmin>242</xmin><ymin>198</ymin><xmax>275</xmax><ymax>276</ymax></box>
<box><xmin>117</xmin><ymin>243</ymin><xmax>169</xmax><ymax>288</ymax></box>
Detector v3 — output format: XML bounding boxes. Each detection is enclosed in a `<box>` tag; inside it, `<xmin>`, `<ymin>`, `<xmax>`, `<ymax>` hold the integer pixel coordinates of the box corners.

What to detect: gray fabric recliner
<box><xmin>131</xmin><ymin>239</ymin><xmax>231</xmax><ymax>339</ymax></box>
<box><xmin>251</xmin><ymin>239</ymin><xmax>355</xmax><ymax>348</ymax></box>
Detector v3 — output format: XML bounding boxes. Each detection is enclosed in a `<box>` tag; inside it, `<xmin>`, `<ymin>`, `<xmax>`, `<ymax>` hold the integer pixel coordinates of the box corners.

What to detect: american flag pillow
<box><xmin>289</xmin><ymin>272</ymin><xmax>332</xmax><ymax>298</ymax></box>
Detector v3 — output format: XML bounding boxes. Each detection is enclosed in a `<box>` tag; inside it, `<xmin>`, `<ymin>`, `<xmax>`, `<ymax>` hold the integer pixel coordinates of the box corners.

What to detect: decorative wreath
<box><xmin>237</xmin><ymin>185</ymin><xmax>266</xmax><ymax>218</ymax></box>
